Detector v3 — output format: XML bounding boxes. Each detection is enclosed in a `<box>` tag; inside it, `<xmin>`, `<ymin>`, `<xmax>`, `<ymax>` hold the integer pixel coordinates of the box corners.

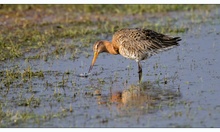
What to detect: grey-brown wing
<box><xmin>117</xmin><ymin>28</ymin><xmax>181</xmax><ymax>61</ymax></box>
<box><xmin>141</xmin><ymin>29</ymin><xmax>181</xmax><ymax>48</ymax></box>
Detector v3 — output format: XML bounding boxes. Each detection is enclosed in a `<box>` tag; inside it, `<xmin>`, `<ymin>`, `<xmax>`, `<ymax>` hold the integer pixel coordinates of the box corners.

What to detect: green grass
<box><xmin>0</xmin><ymin>5</ymin><xmax>216</xmax><ymax>14</ymax></box>
<box><xmin>0</xmin><ymin>5</ymin><xmax>218</xmax><ymax>61</ymax></box>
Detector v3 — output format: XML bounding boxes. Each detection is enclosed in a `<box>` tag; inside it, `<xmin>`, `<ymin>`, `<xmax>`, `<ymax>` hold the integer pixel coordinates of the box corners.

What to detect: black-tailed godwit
<box><xmin>88</xmin><ymin>28</ymin><xmax>181</xmax><ymax>82</ymax></box>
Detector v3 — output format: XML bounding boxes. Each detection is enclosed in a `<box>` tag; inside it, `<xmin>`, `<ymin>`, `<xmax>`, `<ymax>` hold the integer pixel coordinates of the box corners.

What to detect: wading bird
<box><xmin>88</xmin><ymin>28</ymin><xmax>181</xmax><ymax>82</ymax></box>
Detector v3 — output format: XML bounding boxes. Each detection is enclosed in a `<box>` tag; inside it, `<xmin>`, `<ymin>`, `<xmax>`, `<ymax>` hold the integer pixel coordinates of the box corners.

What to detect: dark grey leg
<box><xmin>138</xmin><ymin>61</ymin><xmax>142</xmax><ymax>83</ymax></box>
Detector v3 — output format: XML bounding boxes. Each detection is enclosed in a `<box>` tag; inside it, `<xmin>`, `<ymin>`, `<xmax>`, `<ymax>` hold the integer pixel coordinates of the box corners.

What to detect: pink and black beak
<box><xmin>88</xmin><ymin>51</ymin><xmax>99</xmax><ymax>73</ymax></box>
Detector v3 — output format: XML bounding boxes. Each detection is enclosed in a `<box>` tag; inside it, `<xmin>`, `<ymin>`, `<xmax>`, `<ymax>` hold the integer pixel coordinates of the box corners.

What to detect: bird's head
<box><xmin>88</xmin><ymin>41</ymin><xmax>106</xmax><ymax>73</ymax></box>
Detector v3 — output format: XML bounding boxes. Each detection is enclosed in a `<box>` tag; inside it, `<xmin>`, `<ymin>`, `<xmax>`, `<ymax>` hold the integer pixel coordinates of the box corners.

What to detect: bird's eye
<box><xmin>96</xmin><ymin>41</ymin><xmax>103</xmax><ymax>49</ymax></box>
<box><xmin>95</xmin><ymin>44</ymin><xmax>98</xmax><ymax>49</ymax></box>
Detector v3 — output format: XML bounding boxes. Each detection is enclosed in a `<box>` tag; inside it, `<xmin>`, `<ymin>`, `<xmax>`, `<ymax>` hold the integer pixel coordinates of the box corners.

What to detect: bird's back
<box><xmin>112</xmin><ymin>28</ymin><xmax>181</xmax><ymax>61</ymax></box>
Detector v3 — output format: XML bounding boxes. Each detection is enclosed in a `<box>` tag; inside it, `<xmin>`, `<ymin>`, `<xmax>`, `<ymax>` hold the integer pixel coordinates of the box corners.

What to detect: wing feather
<box><xmin>113</xmin><ymin>28</ymin><xmax>181</xmax><ymax>61</ymax></box>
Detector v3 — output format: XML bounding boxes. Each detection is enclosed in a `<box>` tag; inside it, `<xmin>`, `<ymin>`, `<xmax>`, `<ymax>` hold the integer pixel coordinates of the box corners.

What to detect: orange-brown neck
<box><xmin>102</xmin><ymin>41</ymin><xmax>119</xmax><ymax>55</ymax></box>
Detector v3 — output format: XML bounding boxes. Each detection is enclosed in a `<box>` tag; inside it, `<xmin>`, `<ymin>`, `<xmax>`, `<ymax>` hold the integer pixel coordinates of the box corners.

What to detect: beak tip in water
<box><xmin>88</xmin><ymin>65</ymin><xmax>93</xmax><ymax>73</ymax></box>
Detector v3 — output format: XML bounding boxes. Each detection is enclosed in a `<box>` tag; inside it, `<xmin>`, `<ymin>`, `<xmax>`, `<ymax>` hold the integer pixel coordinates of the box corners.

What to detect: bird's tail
<box><xmin>155</xmin><ymin>36</ymin><xmax>181</xmax><ymax>53</ymax></box>
<box><xmin>160</xmin><ymin>36</ymin><xmax>181</xmax><ymax>47</ymax></box>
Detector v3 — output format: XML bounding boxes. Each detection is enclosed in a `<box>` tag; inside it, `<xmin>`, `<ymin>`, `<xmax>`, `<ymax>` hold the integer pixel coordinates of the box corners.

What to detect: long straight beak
<box><xmin>88</xmin><ymin>51</ymin><xmax>99</xmax><ymax>73</ymax></box>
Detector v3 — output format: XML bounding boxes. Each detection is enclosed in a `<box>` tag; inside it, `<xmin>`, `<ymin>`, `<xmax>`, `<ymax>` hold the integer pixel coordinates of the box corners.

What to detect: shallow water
<box><xmin>1</xmin><ymin>8</ymin><xmax>220</xmax><ymax>127</ymax></box>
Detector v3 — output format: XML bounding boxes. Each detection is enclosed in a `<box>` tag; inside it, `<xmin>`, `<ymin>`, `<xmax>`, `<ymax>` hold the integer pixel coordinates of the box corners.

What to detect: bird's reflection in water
<box><xmin>95</xmin><ymin>81</ymin><xmax>181</xmax><ymax>115</ymax></box>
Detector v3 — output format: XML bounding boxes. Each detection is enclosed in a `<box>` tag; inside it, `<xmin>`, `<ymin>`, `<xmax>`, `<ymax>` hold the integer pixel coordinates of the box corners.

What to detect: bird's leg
<box><xmin>138</xmin><ymin>61</ymin><xmax>142</xmax><ymax>83</ymax></box>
